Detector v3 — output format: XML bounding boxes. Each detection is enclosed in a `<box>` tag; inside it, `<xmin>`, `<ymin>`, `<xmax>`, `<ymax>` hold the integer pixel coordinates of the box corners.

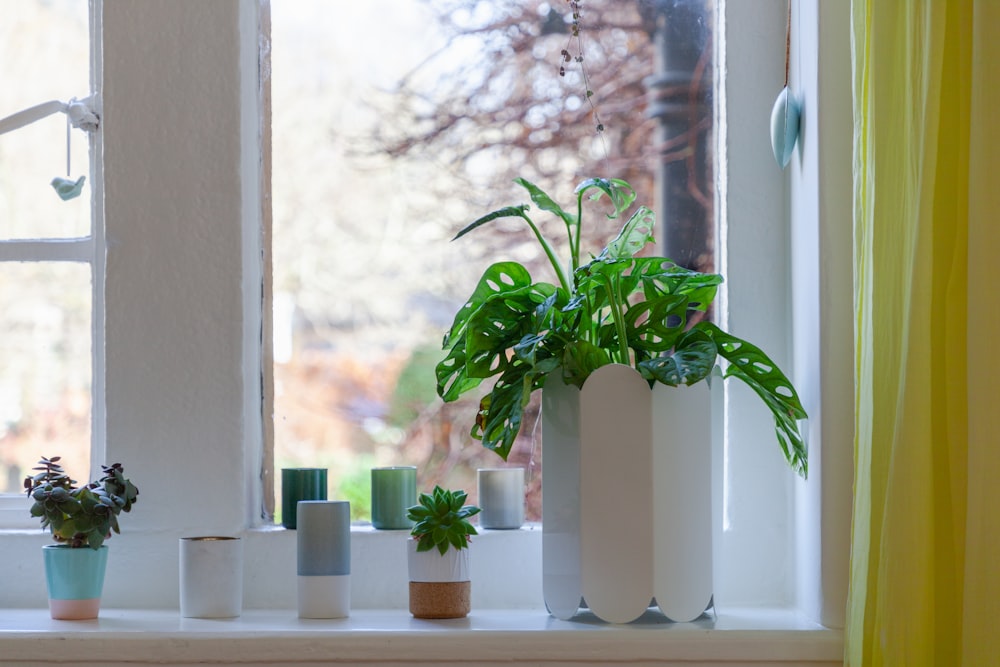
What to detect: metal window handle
<box><xmin>0</xmin><ymin>95</ymin><xmax>99</xmax><ymax>136</ymax></box>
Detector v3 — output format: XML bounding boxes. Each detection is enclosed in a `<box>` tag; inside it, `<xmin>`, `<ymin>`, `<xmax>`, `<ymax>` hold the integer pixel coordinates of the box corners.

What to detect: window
<box><xmin>270</xmin><ymin>1</ymin><xmax>717</xmax><ymax>526</ymax></box>
<box><xmin>0</xmin><ymin>0</ymin><xmax>97</xmax><ymax>502</ymax></box>
<box><xmin>1</xmin><ymin>0</ymin><xmax>851</xmax><ymax>631</ymax></box>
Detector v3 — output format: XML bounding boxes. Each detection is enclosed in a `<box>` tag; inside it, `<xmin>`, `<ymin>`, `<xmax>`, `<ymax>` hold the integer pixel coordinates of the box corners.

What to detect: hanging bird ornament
<box><xmin>0</xmin><ymin>97</ymin><xmax>99</xmax><ymax>200</ymax></box>
<box><xmin>770</xmin><ymin>0</ymin><xmax>800</xmax><ymax>168</ymax></box>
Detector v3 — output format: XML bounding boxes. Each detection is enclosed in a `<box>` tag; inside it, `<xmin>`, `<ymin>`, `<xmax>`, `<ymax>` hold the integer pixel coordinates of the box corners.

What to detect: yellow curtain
<box><xmin>849</xmin><ymin>0</ymin><xmax>1000</xmax><ymax>664</ymax></box>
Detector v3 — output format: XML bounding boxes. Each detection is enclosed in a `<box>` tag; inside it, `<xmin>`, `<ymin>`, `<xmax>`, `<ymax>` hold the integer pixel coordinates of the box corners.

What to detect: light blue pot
<box><xmin>43</xmin><ymin>544</ymin><xmax>109</xmax><ymax>602</ymax></box>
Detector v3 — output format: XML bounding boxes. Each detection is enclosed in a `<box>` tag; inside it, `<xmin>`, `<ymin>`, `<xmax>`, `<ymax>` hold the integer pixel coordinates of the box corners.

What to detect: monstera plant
<box><xmin>435</xmin><ymin>176</ymin><xmax>807</xmax><ymax>477</ymax></box>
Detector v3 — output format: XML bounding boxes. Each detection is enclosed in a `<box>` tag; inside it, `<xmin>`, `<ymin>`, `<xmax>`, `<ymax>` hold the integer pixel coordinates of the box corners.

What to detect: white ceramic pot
<box><xmin>541</xmin><ymin>363</ymin><xmax>720</xmax><ymax>623</ymax></box>
<box><xmin>407</xmin><ymin>539</ymin><xmax>471</xmax><ymax>619</ymax></box>
<box><xmin>179</xmin><ymin>536</ymin><xmax>243</xmax><ymax>618</ymax></box>
<box><xmin>407</xmin><ymin>539</ymin><xmax>470</xmax><ymax>583</ymax></box>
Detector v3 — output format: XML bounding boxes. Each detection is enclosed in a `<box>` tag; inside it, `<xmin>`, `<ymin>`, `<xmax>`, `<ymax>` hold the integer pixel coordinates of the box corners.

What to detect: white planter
<box><xmin>179</xmin><ymin>537</ymin><xmax>243</xmax><ymax>618</ymax></box>
<box><xmin>407</xmin><ymin>539</ymin><xmax>471</xmax><ymax>583</ymax></box>
<box><xmin>541</xmin><ymin>363</ymin><xmax>721</xmax><ymax>623</ymax></box>
<box><xmin>407</xmin><ymin>539</ymin><xmax>471</xmax><ymax>619</ymax></box>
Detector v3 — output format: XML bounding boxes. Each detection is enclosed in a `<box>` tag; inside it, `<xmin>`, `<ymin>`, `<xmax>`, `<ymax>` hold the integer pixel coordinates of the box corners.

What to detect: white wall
<box><xmin>102</xmin><ymin>0</ymin><xmax>250</xmax><ymax>535</ymax></box>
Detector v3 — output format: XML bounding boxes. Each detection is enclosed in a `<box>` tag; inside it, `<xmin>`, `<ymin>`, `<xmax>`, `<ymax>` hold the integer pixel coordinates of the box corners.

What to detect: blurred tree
<box><xmin>369</xmin><ymin>0</ymin><xmax>715</xmax><ymax>273</ymax></box>
<box><xmin>372</xmin><ymin>1</ymin><xmax>655</xmax><ymax>201</ymax></box>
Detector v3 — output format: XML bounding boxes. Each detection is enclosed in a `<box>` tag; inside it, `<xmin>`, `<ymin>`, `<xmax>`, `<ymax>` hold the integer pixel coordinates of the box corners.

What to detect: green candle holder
<box><xmin>370</xmin><ymin>466</ymin><xmax>417</xmax><ymax>530</ymax></box>
<box><xmin>281</xmin><ymin>468</ymin><xmax>328</xmax><ymax>529</ymax></box>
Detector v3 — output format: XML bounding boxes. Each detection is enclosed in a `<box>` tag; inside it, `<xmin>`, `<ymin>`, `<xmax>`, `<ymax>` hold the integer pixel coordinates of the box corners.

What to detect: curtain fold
<box><xmin>849</xmin><ymin>0</ymin><xmax>999</xmax><ymax>664</ymax></box>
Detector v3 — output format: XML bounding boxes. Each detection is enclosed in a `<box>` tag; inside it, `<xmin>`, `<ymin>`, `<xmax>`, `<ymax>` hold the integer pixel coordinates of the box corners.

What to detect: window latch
<box><xmin>0</xmin><ymin>95</ymin><xmax>100</xmax><ymax>136</ymax></box>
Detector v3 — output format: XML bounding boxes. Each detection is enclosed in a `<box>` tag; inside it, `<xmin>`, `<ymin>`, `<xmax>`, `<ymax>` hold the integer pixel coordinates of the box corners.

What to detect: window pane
<box><xmin>0</xmin><ymin>0</ymin><xmax>91</xmax><ymax>240</ymax></box>
<box><xmin>0</xmin><ymin>262</ymin><xmax>91</xmax><ymax>493</ymax></box>
<box><xmin>271</xmin><ymin>1</ymin><xmax>714</xmax><ymax>524</ymax></box>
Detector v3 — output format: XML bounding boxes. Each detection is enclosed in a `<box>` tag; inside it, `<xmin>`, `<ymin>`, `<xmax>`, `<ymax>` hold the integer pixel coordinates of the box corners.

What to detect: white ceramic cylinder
<box><xmin>407</xmin><ymin>539</ymin><xmax>471</xmax><ymax>583</ymax></box>
<box><xmin>179</xmin><ymin>537</ymin><xmax>243</xmax><ymax>618</ymax></box>
<box><xmin>297</xmin><ymin>500</ymin><xmax>351</xmax><ymax>618</ymax></box>
<box><xmin>477</xmin><ymin>467</ymin><xmax>525</xmax><ymax>529</ymax></box>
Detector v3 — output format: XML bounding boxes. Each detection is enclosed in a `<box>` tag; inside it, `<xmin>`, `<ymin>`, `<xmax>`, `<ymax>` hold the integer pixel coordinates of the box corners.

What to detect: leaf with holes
<box><xmin>638</xmin><ymin>327</ymin><xmax>718</xmax><ymax>386</ymax></box>
<box><xmin>439</xmin><ymin>176</ymin><xmax>808</xmax><ymax>479</ymax></box>
<box><xmin>695</xmin><ymin>321</ymin><xmax>808</xmax><ymax>476</ymax></box>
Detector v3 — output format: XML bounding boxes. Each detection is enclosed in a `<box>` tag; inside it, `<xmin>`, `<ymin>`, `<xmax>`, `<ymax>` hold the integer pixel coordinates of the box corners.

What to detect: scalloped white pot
<box><xmin>541</xmin><ymin>364</ymin><xmax>721</xmax><ymax>623</ymax></box>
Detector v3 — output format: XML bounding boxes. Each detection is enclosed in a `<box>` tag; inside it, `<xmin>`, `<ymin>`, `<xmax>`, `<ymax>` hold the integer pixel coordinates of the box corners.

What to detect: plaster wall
<box><xmin>102</xmin><ymin>0</ymin><xmax>249</xmax><ymax>536</ymax></box>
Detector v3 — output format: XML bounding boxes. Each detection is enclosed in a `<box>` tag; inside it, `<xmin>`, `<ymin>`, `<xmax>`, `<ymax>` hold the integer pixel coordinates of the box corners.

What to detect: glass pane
<box><xmin>271</xmin><ymin>1</ymin><xmax>715</xmax><ymax>523</ymax></box>
<box><xmin>0</xmin><ymin>262</ymin><xmax>91</xmax><ymax>494</ymax></box>
<box><xmin>0</xmin><ymin>0</ymin><xmax>91</xmax><ymax>240</ymax></box>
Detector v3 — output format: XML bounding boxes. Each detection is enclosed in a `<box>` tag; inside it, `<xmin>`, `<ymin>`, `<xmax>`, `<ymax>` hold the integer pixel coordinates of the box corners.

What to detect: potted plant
<box><xmin>435</xmin><ymin>177</ymin><xmax>807</xmax><ymax>622</ymax></box>
<box><xmin>405</xmin><ymin>486</ymin><xmax>480</xmax><ymax>619</ymax></box>
<box><xmin>436</xmin><ymin>176</ymin><xmax>806</xmax><ymax>473</ymax></box>
<box><xmin>24</xmin><ymin>456</ymin><xmax>139</xmax><ymax>619</ymax></box>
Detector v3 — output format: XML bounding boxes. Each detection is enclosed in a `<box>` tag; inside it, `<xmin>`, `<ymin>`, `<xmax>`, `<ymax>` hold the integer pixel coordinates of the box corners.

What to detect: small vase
<box><xmin>406</xmin><ymin>539</ymin><xmax>471</xmax><ymax>619</ymax></box>
<box><xmin>179</xmin><ymin>536</ymin><xmax>243</xmax><ymax>618</ymax></box>
<box><xmin>281</xmin><ymin>468</ymin><xmax>328</xmax><ymax>529</ymax></box>
<box><xmin>370</xmin><ymin>466</ymin><xmax>416</xmax><ymax>530</ymax></box>
<box><xmin>43</xmin><ymin>544</ymin><xmax>109</xmax><ymax>620</ymax></box>
<box><xmin>477</xmin><ymin>467</ymin><xmax>525</xmax><ymax>529</ymax></box>
<box><xmin>297</xmin><ymin>500</ymin><xmax>351</xmax><ymax>618</ymax></box>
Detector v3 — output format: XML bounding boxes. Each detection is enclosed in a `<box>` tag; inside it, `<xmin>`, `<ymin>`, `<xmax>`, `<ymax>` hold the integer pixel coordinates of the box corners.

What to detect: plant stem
<box><xmin>518</xmin><ymin>211</ymin><xmax>570</xmax><ymax>293</ymax></box>
<box><xmin>596</xmin><ymin>273</ymin><xmax>630</xmax><ymax>364</ymax></box>
<box><xmin>611</xmin><ymin>273</ymin><xmax>630</xmax><ymax>364</ymax></box>
<box><xmin>572</xmin><ymin>193</ymin><xmax>585</xmax><ymax>279</ymax></box>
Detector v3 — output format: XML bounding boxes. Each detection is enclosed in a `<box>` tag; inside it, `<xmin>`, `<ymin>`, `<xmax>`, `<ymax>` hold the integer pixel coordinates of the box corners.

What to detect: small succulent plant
<box><xmin>24</xmin><ymin>456</ymin><xmax>139</xmax><ymax>549</ymax></box>
<box><xmin>406</xmin><ymin>486</ymin><xmax>481</xmax><ymax>555</ymax></box>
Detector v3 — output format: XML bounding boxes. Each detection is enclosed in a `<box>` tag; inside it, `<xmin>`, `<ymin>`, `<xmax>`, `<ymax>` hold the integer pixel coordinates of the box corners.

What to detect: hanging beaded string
<box><xmin>558</xmin><ymin>0</ymin><xmax>609</xmax><ymax>167</ymax></box>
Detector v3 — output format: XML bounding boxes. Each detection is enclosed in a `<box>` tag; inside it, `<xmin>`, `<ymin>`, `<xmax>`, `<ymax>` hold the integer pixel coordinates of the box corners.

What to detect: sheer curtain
<box><xmin>849</xmin><ymin>0</ymin><xmax>999</xmax><ymax>664</ymax></box>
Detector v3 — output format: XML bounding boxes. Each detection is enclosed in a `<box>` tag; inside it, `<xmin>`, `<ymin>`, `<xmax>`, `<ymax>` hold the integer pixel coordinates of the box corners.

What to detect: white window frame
<box><xmin>0</xmin><ymin>0</ymin><xmax>105</xmax><ymax>529</ymax></box>
<box><xmin>0</xmin><ymin>0</ymin><xmax>852</xmax><ymax>639</ymax></box>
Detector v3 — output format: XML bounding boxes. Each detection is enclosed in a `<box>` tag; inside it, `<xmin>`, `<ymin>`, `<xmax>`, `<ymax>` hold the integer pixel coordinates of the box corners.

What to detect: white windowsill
<box><xmin>0</xmin><ymin>607</ymin><xmax>842</xmax><ymax>666</ymax></box>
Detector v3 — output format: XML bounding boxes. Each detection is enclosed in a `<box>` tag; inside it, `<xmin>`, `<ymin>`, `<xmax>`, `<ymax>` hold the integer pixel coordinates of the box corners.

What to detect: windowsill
<box><xmin>0</xmin><ymin>607</ymin><xmax>842</xmax><ymax>666</ymax></box>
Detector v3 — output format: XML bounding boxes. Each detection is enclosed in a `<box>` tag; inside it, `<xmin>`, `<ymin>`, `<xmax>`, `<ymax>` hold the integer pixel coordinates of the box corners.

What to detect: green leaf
<box><xmin>696</xmin><ymin>322</ymin><xmax>808</xmax><ymax>477</ymax></box>
<box><xmin>597</xmin><ymin>206</ymin><xmax>656</xmax><ymax>261</ymax></box>
<box><xmin>623</xmin><ymin>293</ymin><xmax>690</xmax><ymax>353</ymax></box>
<box><xmin>452</xmin><ymin>205</ymin><xmax>530</xmax><ymax>242</ymax></box>
<box><xmin>437</xmin><ymin>262</ymin><xmax>538</xmax><ymax>402</ymax></box>
<box><xmin>464</xmin><ymin>283</ymin><xmax>554</xmax><ymax>378</ymax></box>
<box><xmin>472</xmin><ymin>361</ymin><xmax>550</xmax><ymax>460</ymax></box>
<box><xmin>447</xmin><ymin>531</ymin><xmax>465</xmax><ymax>550</ymax></box>
<box><xmin>560</xmin><ymin>339</ymin><xmax>611</xmax><ymax>387</ymax></box>
<box><xmin>436</xmin><ymin>338</ymin><xmax>484</xmax><ymax>402</ymax></box>
<box><xmin>575</xmin><ymin>178</ymin><xmax>637</xmax><ymax>219</ymax></box>
<box><xmin>441</xmin><ymin>262</ymin><xmax>534</xmax><ymax>349</ymax></box>
<box><xmin>638</xmin><ymin>328</ymin><xmax>718</xmax><ymax>386</ymax></box>
<box><xmin>630</xmin><ymin>258</ymin><xmax>723</xmax><ymax>309</ymax></box>
<box><xmin>514</xmin><ymin>177</ymin><xmax>575</xmax><ymax>228</ymax></box>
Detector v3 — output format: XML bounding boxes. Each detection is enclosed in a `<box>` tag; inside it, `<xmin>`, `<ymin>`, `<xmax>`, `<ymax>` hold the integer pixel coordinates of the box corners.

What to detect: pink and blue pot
<box><xmin>42</xmin><ymin>544</ymin><xmax>109</xmax><ymax>620</ymax></box>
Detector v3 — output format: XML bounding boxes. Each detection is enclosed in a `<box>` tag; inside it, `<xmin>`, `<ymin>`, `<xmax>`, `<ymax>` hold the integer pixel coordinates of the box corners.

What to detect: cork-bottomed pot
<box><xmin>407</xmin><ymin>539</ymin><xmax>471</xmax><ymax>619</ymax></box>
